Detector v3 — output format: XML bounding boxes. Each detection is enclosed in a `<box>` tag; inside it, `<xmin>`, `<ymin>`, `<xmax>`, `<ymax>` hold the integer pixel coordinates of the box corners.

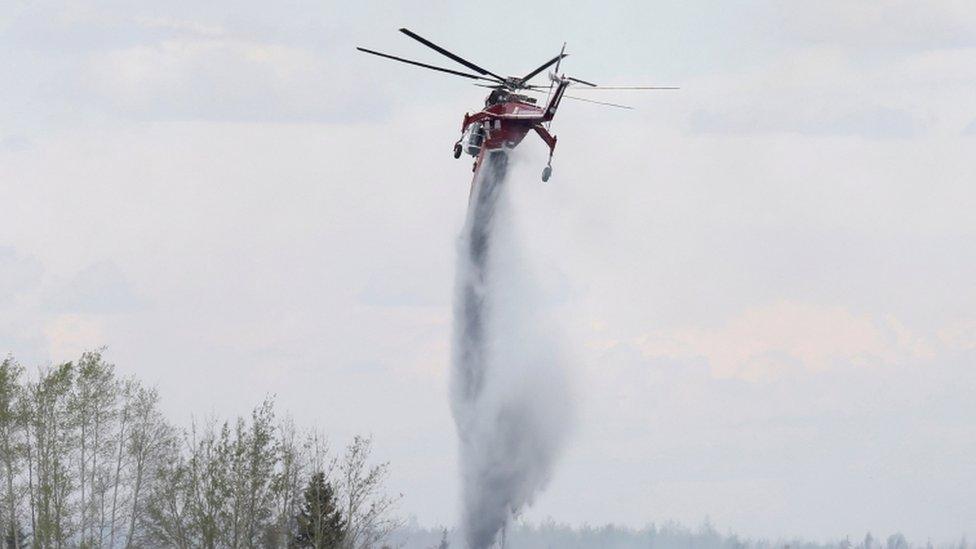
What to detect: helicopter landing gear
<box><xmin>453</xmin><ymin>143</ymin><xmax>462</xmax><ymax>159</ymax></box>
<box><xmin>533</xmin><ymin>124</ymin><xmax>557</xmax><ymax>182</ymax></box>
<box><xmin>541</xmin><ymin>164</ymin><xmax>552</xmax><ymax>182</ymax></box>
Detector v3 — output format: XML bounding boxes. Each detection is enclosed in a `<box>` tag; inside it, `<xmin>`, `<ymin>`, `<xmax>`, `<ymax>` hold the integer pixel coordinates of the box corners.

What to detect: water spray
<box><xmin>451</xmin><ymin>150</ymin><xmax>572</xmax><ymax>549</ymax></box>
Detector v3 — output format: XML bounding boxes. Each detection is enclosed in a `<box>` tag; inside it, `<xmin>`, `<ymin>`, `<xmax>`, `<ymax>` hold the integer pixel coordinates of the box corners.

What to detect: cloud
<box><xmin>769</xmin><ymin>1</ymin><xmax>976</xmax><ymax>50</ymax></box>
<box><xmin>681</xmin><ymin>41</ymin><xmax>976</xmax><ymax>139</ymax></box>
<box><xmin>1</xmin><ymin>3</ymin><xmax>395</xmax><ymax>127</ymax></box>
<box><xmin>0</xmin><ymin>247</ymin><xmax>47</xmax><ymax>360</ymax></box>
<box><xmin>685</xmin><ymin>45</ymin><xmax>932</xmax><ymax>138</ymax></box>
<box><xmin>552</xmin><ymin>331</ymin><xmax>976</xmax><ymax>538</ymax></box>
<box><xmin>131</xmin><ymin>15</ymin><xmax>226</xmax><ymax>38</ymax></box>
<box><xmin>43</xmin><ymin>314</ymin><xmax>104</xmax><ymax>362</ymax></box>
<box><xmin>86</xmin><ymin>36</ymin><xmax>391</xmax><ymax>123</ymax></box>
<box><xmin>690</xmin><ymin>105</ymin><xmax>921</xmax><ymax>138</ymax></box>
<box><xmin>1</xmin><ymin>135</ymin><xmax>33</xmax><ymax>151</ymax></box>
<box><xmin>634</xmin><ymin>302</ymin><xmax>935</xmax><ymax>380</ymax></box>
<box><xmin>45</xmin><ymin>260</ymin><xmax>146</xmax><ymax>314</ymax></box>
<box><xmin>938</xmin><ymin>319</ymin><xmax>976</xmax><ymax>350</ymax></box>
<box><xmin>0</xmin><ymin>246</ymin><xmax>43</xmax><ymax>303</ymax></box>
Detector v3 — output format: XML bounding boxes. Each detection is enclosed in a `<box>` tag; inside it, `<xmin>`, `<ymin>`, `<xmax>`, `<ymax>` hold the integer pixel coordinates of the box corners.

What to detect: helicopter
<box><xmin>357</xmin><ymin>28</ymin><xmax>677</xmax><ymax>182</ymax></box>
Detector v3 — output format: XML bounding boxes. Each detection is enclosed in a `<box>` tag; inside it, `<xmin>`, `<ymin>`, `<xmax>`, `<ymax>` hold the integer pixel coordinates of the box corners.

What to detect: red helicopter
<box><xmin>358</xmin><ymin>28</ymin><xmax>676</xmax><ymax>182</ymax></box>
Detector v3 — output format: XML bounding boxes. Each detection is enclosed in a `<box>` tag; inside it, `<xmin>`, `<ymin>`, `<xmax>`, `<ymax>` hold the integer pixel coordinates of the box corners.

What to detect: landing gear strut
<box><xmin>532</xmin><ymin>124</ymin><xmax>557</xmax><ymax>182</ymax></box>
<box><xmin>541</xmin><ymin>164</ymin><xmax>552</xmax><ymax>182</ymax></box>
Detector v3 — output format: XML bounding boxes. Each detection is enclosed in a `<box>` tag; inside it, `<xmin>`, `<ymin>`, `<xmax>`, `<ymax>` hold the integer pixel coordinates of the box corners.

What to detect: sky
<box><xmin>2</xmin><ymin>0</ymin><xmax>975</xmax><ymax>542</ymax></box>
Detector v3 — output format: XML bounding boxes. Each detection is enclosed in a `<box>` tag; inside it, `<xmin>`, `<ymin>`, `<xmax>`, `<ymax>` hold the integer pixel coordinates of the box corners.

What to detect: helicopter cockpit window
<box><xmin>486</xmin><ymin>89</ymin><xmax>508</xmax><ymax>106</ymax></box>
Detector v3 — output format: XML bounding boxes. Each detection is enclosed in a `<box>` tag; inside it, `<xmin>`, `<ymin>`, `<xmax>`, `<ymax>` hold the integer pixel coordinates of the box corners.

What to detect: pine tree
<box><xmin>292</xmin><ymin>472</ymin><xmax>344</xmax><ymax>549</ymax></box>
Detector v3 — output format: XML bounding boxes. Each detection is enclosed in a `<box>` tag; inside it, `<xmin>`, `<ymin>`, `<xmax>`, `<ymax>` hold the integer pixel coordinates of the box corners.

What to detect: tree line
<box><xmin>0</xmin><ymin>351</ymin><xmax>400</xmax><ymax>549</ymax></box>
<box><xmin>388</xmin><ymin>520</ymin><xmax>964</xmax><ymax>549</ymax></box>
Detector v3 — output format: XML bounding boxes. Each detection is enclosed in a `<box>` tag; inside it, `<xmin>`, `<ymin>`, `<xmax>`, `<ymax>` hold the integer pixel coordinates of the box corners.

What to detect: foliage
<box><xmin>0</xmin><ymin>351</ymin><xmax>399</xmax><ymax>549</ymax></box>
<box><xmin>337</xmin><ymin>436</ymin><xmax>402</xmax><ymax>549</ymax></box>
<box><xmin>292</xmin><ymin>472</ymin><xmax>344</xmax><ymax>549</ymax></box>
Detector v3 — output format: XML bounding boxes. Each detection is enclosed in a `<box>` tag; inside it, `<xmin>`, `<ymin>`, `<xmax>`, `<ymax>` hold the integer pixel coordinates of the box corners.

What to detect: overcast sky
<box><xmin>2</xmin><ymin>0</ymin><xmax>975</xmax><ymax>542</ymax></box>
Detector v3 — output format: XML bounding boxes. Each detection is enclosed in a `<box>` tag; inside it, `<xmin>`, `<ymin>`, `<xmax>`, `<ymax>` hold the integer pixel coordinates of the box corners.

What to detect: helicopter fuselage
<box><xmin>455</xmin><ymin>81</ymin><xmax>568</xmax><ymax>180</ymax></box>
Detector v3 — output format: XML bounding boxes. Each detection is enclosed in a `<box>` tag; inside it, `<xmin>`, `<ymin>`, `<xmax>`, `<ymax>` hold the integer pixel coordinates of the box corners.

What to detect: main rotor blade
<box><xmin>520</xmin><ymin>53</ymin><xmax>567</xmax><ymax>84</ymax></box>
<box><xmin>563</xmin><ymin>95</ymin><xmax>634</xmax><ymax>109</ymax></box>
<box><xmin>523</xmin><ymin>88</ymin><xmax>634</xmax><ymax>109</ymax></box>
<box><xmin>357</xmin><ymin>47</ymin><xmax>498</xmax><ymax>82</ymax></box>
<box><xmin>567</xmin><ymin>76</ymin><xmax>598</xmax><ymax>87</ymax></box>
<box><xmin>574</xmin><ymin>86</ymin><xmax>681</xmax><ymax>90</ymax></box>
<box><xmin>525</xmin><ymin>84</ymin><xmax>680</xmax><ymax>91</ymax></box>
<box><xmin>553</xmin><ymin>43</ymin><xmax>566</xmax><ymax>76</ymax></box>
<box><xmin>399</xmin><ymin>28</ymin><xmax>506</xmax><ymax>82</ymax></box>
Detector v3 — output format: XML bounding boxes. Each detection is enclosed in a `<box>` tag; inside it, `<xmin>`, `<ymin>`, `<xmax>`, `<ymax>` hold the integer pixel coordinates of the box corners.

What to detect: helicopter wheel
<box><xmin>453</xmin><ymin>143</ymin><xmax>462</xmax><ymax>159</ymax></box>
<box><xmin>541</xmin><ymin>165</ymin><xmax>552</xmax><ymax>182</ymax></box>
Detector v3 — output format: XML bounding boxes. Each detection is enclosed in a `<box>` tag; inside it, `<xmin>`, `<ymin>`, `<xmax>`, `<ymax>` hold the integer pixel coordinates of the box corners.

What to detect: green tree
<box><xmin>3</xmin><ymin>522</ymin><xmax>26</xmax><ymax>549</ymax></box>
<box><xmin>0</xmin><ymin>358</ymin><xmax>25</xmax><ymax>549</ymax></box>
<box><xmin>336</xmin><ymin>436</ymin><xmax>400</xmax><ymax>549</ymax></box>
<box><xmin>226</xmin><ymin>400</ymin><xmax>279</xmax><ymax>548</ymax></box>
<box><xmin>292</xmin><ymin>472</ymin><xmax>344</xmax><ymax>549</ymax></box>
<box><xmin>124</xmin><ymin>384</ymin><xmax>175</xmax><ymax>549</ymax></box>
<box><xmin>25</xmin><ymin>362</ymin><xmax>76</xmax><ymax>548</ymax></box>
<box><xmin>72</xmin><ymin>350</ymin><xmax>119</xmax><ymax>549</ymax></box>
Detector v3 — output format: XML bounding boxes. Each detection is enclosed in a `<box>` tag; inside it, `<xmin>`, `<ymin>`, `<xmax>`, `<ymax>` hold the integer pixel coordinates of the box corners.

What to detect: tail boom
<box><xmin>542</xmin><ymin>79</ymin><xmax>570</xmax><ymax>122</ymax></box>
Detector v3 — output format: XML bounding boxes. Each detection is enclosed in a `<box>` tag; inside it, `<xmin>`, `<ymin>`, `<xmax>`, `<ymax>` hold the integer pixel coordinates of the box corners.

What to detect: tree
<box><xmin>0</xmin><ymin>358</ymin><xmax>25</xmax><ymax>549</ymax></box>
<box><xmin>886</xmin><ymin>533</ymin><xmax>908</xmax><ymax>549</ymax></box>
<box><xmin>124</xmin><ymin>384</ymin><xmax>175</xmax><ymax>549</ymax></box>
<box><xmin>144</xmin><ymin>400</ymin><xmax>284</xmax><ymax>549</ymax></box>
<box><xmin>24</xmin><ymin>363</ymin><xmax>76</xmax><ymax>548</ymax></box>
<box><xmin>140</xmin><ymin>439</ymin><xmax>190</xmax><ymax>549</ymax></box>
<box><xmin>270</xmin><ymin>419</ymin><xmax>304</xmax><ymax>548</ymax></box>
<box><xmin>3</xmin><ymin>522</ymin><xmax>26</xmax><ymax>549</ymax></box>
<box><xmin>0</xmin><ymin>351</ymin><xmax>403</xmax><ymax>549</ymax></box>
<box><xmin>71</xmin><ymin>350</ymin><xmax>119</xmax><ymax>548</ymax></box>
<box><xmin>336</xmin><ymin>436</ymin><xmax>401</xmax><ymax>549</ymax></box>
<box><xmin>292</xmin><ymin>472</ymin><xmax>344</xmax><ymax>549</ymax></box>
<box><xmin>226</xmin><ymin>400</ymin><xmax>279</xmax><ymax>548</ymax></box>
